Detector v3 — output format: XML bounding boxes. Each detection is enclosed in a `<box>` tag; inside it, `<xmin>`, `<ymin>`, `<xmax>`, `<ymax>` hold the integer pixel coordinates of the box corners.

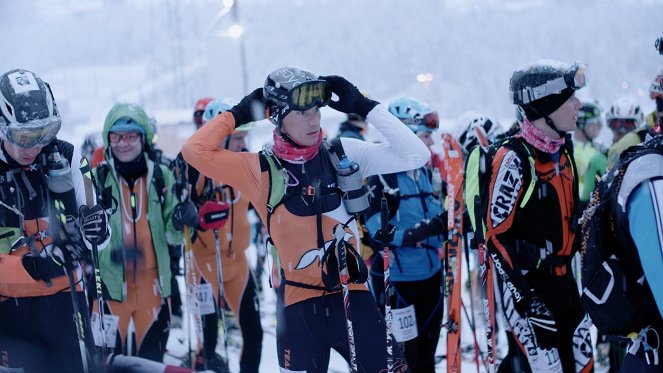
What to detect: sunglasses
<box><xmin>289</xmin><ymin>80</ymin><xmax>332</xmax><ymax>111</ymax></box>
<box><xmin>109</xmin><ymin>132</ymin><xmax>141</xmax><ymax>144</ymax></box>
<box><xmin>607</xmin><ymin>118</ymin><xmax>638</xmax><ymax>133</ymax></box>
<box><xmin>4</xmin><ymin>119</ymin><xmax>61</xmax><ymax>148</ymax></box>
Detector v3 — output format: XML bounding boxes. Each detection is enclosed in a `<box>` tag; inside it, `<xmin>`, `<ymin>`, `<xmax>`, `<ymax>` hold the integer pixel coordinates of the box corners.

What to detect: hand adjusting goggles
<box><xmin>265</xmin><ymin>79</ymin><xmax>332</xmax><ymax>112</ymax></box>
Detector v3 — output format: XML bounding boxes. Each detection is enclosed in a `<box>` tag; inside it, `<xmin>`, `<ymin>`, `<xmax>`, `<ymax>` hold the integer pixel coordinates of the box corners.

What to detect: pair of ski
<box><xmin>440</xmin><ymin>133</ymin><xmax>496</xmax><ymax>373</ymax></box>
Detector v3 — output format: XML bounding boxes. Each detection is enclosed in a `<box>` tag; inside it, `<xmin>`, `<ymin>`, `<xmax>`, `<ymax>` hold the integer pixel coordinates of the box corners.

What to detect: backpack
<box><xmin>259</xmin><ymin>138</ymin><xmax>368</xmax><ymax>291</ymax></box>
<box><xmin>464</xmin><ymin>136</ymin><xmax>537</xmax><ymax>247</ymax></box>
<box><xmin>580</xmin><ymin>140</ymin><xmax>663</xmax><ymax>338</ymax></box>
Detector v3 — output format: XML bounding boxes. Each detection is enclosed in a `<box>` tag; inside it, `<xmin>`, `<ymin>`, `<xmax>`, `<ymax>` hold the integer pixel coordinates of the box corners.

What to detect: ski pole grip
<box><xmin>79</xmin><ymin>157</ymin><xmax>95</xmax><ymax>208</ymax></box>
<box><xmin>380</xmin><ymin>197</ymin><xmax>389</xmax><ymax>234</ymax></box>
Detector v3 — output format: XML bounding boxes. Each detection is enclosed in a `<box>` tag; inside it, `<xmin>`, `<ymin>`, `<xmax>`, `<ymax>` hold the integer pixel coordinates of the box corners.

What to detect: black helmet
<box><xmin>263</xmin><ymin>66</ymin><xmax>330</xmax><ymax>126</ymax></box>
<box><xmin>510</xmin><ymin>60</ymin><xmax>586</xmax><ymax>121</ymax></box>
<box><xmin>0</xmin><ymin>69</ymin><xmax>61</xmax><ymax>148</ymax></box>
<box><xmin>576</xmin><ymin>101</ymin><xmax>602</xmax><ymax>129</ymax></box>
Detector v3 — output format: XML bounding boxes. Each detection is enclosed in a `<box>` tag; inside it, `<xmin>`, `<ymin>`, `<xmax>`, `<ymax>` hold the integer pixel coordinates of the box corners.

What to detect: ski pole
<box><xmin>474</xmin><ymin>195</ymin><xmax>496</xmax><ymax>373</ymax></box>
<box><xmin>52</xmin><ymin>199</ymin><xmax>91</xmax><ymax>373</ymax></box>
<box><xmin>463</xmin><ymin>234</ymin><xmax>481</xmax><ymax>373</ymax></box>
<box><xmin>381</xmin><ymin>197</ymin><xmax>394</xmax><ymax>373</ymax></box>
<box><xmin>174</xmin><ymin>158</ymin><xmax>203</xmax><ymax>368</ymax></box>
<box><xmin>460</xmin><ymin>299</ymin><xmax>486</xmax><ymax>373</ymax></box>
<box><xmin>212</xmin><ymin>229</ymin><xmax>230</xmax><ymax>364</ymax></box>
<box><xmin>183</xmin><ymin>223</ymin><xmax>203</xmax><ymax>369</ymax></box>
<box><xmin>211</xmin><ymin>182</ymin><xmax>230</xmax><ymax>366</ymax></box>
<box><xmin>47</xmin><ymin>148</ymin><xmax>93</xmax><ymax>373</ymax></box>
<box><xmin>79</xmin><ymin>157</ymin><xmax>108</xmax><ymax>357</ymax></box>
<box><xmin>334</xmin><ymin>223</ymin><xmax>358</xmax><ymax>373</ymax></box>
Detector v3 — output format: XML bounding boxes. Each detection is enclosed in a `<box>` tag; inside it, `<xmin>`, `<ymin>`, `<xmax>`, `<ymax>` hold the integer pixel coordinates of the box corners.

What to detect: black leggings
<box><xmin>0</xmin><ymin>291</ymin><xmax>94</xmax><ymax>373</ymax></box>
<box><xmin>276</xmin><ymin>289</ymin><xmax>410</xmax><ymax>373</ymax></box>
<box><xmin>370</xmin><ymin>270</ymin><xmax>444</xmax><ymax>373</ymax></box>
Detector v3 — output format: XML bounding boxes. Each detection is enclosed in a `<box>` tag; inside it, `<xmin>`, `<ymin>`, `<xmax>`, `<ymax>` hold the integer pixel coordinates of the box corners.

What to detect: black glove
<box><xmin>22</xmin><ymin>241</ymin><xmax>84</xmax><ymax>282</ymax></box>
<box><xmin>79</xmin><ymin>204</ymin><xmax>110</xmax><ymax>245</ymax></box>
<box><xmin>402</xmin><ymin>212</ymin><xmax>448</xmax><ymax>247</ymax></box>
<box><xmin>372</xmin><ymin>224</ymin><xmax>395</xmax><ymax>246</ymax></box>
<box><xmin>228</xmin><ymin>88</ymin><xmax>265</xmax><ymax>127</ymax></box>
<box><xmin>525</xmin><ymin>296</ymin><xmax>559</xmax><ymax>350</ymax></box>
<box><xmin>319</xmin><ymin>75</ymin><xmax>379</xmax><ymax>118</ymax></box>
<box><xmin>172</xmin><ymin>200</ymin><xmax>198</xmax><ymax>231</ymax></box>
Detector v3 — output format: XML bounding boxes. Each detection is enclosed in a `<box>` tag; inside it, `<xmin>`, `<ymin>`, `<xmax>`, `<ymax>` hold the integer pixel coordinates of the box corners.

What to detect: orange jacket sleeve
<box><xmin>181</xmin><ymin>113</ymin><xmax>263</xmax><ymax>204</ymax></box>
<box><xmin>0</xmin><ymin>253</ymin><xmax>70</xmax><ymax>298</ymax></box>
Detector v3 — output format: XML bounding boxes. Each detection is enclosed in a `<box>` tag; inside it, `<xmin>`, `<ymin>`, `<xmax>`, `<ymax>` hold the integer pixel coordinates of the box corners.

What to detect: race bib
<box><xmin>91</xmin><ymin>312</ymin><xmax>119</xmax><ymax>348</ymax></box>
<box><xmin>197</xmin><ymin>283</ymin><xmax>216</xmax><ymax>316</ymax></box>
<box><xmin>392</xmin><ymin>305</ymin><xmax>418</xmax><ymax>342</ymax></box>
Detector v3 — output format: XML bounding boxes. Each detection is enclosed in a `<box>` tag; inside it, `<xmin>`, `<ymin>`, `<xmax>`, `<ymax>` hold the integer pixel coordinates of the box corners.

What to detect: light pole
<box><xmin>230</xmin><ymin>0</ymin><xmax>249</xmax><ymax>95</ymax></box>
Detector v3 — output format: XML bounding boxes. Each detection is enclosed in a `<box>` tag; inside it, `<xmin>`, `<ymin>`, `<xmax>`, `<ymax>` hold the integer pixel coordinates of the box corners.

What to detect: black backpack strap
<box><xmin>95</xmin><ymin>163</ymin><xmax>112</xmax><ymax>210</ymax></box>
<box><xmin>152</xmin><ymin>162</ymin><xmax>167</xmax><ymax>209</ymax></box>
<box><xmin>329</xmin><ymin>137</ymin><xmax>346</xmax><ymax>158</ymax></box>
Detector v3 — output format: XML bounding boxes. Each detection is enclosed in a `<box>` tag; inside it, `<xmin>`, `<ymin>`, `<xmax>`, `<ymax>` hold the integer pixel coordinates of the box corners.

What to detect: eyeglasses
<box><xmin>607</xmin><ymin>118</ymin><xmax>638</xmax><ymax>133</ymax></box>
<box><xmin>109</xmin><ymin>132</ymin><xmax>141</xmax><ymax>144</ymax></box>
<box><xmin>289</xmin><ymin>80</ymin><xmax>332</xmax><ymax>111</ymax></box>
<box><xmin>2</xmin><ymin>118</ymin><xmax>61</xmax><ymax>148</ymax></box>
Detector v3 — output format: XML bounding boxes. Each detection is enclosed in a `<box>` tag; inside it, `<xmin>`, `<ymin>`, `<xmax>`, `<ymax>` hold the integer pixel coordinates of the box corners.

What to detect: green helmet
<box><xmin>576</xmin><ymin>101</ymin><xmax>602</xmax><ymax>129</ymax></box>
<box><xmin>102</xmin><ymin>103</ymin><xmax>152</xmax><ymax>148</ymax></box>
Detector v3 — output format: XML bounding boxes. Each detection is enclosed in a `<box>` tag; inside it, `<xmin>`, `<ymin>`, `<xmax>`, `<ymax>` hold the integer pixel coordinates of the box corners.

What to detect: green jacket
<box><xmin>97</xmin><ymin>102</ymin><xmax>181</xmax><ymax>301</ymax></box>
<box><xmin>95</xmin><ymin>155</ymin><xmax>181</xmax><ymax>301</ymax></box>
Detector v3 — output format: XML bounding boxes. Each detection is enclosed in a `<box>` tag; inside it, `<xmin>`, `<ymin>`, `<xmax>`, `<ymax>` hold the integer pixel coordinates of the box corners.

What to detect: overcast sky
<box><xmin>2</xmin><ymin>0</ymin><xmax>662</xmax><ymax>147</ymax></box>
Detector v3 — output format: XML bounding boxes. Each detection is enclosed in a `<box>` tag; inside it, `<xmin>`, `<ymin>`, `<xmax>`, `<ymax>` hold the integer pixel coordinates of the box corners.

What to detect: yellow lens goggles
<box><xmin>289</xmin><ymin>81</ymin><xmax>332</xmax><ymax>111</ymax></box>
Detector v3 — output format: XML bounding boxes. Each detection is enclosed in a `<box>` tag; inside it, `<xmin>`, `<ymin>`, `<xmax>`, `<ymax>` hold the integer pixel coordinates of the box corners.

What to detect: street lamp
<box><xmin>228</xmin><ymin>24</ymin><xmax>243</xmax><ymax>39</ymax></box>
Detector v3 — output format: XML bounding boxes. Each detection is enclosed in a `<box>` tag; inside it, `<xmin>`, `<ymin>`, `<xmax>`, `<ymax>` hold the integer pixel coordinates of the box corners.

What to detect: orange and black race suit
<box><xmin>183</xmin><ymin>106</ymin><xmax>428</xmax><ymax>372</ymax></box>
<box><xmin>485</xmin><ymin>136</ymin><xmax>593</xmax><ymax>372</ymax></box>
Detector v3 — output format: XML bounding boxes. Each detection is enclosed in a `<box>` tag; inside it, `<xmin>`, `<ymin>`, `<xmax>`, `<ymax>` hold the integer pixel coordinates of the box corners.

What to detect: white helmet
<box><xmin>455</xmin><ymin>111</ymin><xmax>500</xmax><ymax>154</ymax></box>
<box><xmin>606</xmin><ymin>97</ymin><xmax>644</xmax><ymax>133</ymax></box>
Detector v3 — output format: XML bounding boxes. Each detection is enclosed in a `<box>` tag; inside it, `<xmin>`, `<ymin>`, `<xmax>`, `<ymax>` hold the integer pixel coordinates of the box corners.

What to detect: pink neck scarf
<box><xmin>519</xmin><ymin>118</ymin><xmax>565</xmax><ymax>154</ymax></box>
<box><xmin>272</xmin><ymin>130</ymin><xmax>324</xmax><ymax>164</ymax></box>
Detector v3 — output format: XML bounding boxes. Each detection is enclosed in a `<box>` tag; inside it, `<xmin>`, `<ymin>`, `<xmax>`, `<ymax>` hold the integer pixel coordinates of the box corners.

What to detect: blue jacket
<box><xmin>366</xmin><ymin>167</ymin><xmax>443</xmax><ymax>281</ymax></box>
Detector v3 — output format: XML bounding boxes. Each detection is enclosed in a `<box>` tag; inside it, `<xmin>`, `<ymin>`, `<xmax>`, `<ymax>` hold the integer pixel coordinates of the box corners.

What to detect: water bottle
<box><xmin>47</xmin><ymin>146</ymin><xmax>79</xmax><ymax>235</ymax></box>
<box><xmin>47</xmin><ymin>146</ymin><xmax>74</xmax><ymax>194</ymax></box>
<box><xmin>336</xmin><ymin>156</ymin><xmax>369</xmax><ymax>214</ymax></box>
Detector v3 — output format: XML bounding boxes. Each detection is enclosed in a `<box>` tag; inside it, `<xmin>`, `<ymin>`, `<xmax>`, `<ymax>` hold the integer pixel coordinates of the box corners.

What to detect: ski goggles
<box><xmin>607</xmin><ymin>118</ymin><xmax>638</xmax><ymax>133</ymax></box>
<box><xmin>515</xmin><ymin>64</ymin><xmax>587</xmax><ymax>105</ymax></box>
<box><xmin>402</xmin><ymin>111</ymin><xmax>440</xmax><ymax>131</ymax></box>
<box><xmin>1</xmin><ymin>119</ymin><xmax>61</xmax><ymax>148</ymax></box>
<box><xmin>287</xmin><ymin>80</ymin><xmax>332</xmax><ymax>111</ymax></box>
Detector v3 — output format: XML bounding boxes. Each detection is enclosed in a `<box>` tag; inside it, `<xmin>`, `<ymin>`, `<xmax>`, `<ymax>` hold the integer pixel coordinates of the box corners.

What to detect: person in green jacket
<box><xmin>92</xmin><ymin>103</ymin><xmax>191</xmax><ymax>362</ymax></box>
<box><xmin>573</xmin><ymin>101</ymin><xmax>604</xmax><ymax>204</ymax></box>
